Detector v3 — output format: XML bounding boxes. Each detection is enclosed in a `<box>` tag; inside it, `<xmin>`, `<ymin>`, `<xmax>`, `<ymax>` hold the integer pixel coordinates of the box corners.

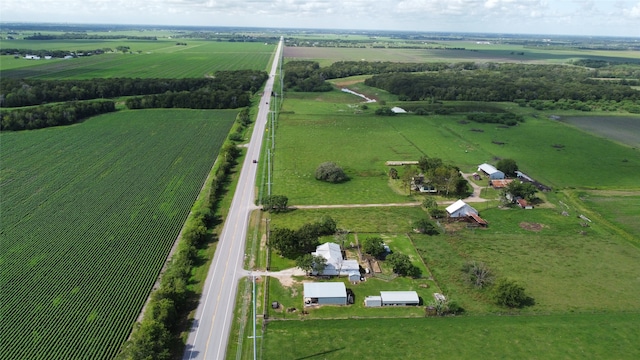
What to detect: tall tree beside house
<box><xmin>496</xmin><ymin>158</ymin><xmax>519</xmax><ymax>177</ymax></box>
<box><xmin>362</xmin><ymin>237</ymin><xmax>386</xmax><ymax>259</ymax></box>
<box><xmin>295</xmin><ymin>254</ymin><xmax>327</xmax><ymax>275</ymax></box>
<box><xmin>504</xmin><ymin>181</ymin><xmax>538</xmax><ymax>201</ymax></box>
<box><xmin>401</xmin><ymin>165</ymin><xmax>418</xmax><ymax>194</ymax></box>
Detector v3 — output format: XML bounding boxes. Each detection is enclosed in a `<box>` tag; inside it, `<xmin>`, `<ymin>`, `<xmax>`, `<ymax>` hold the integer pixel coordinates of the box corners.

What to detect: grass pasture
<box><xmin>284</xmin><ymin>43</ymin><xmax>640</xmax><ymax>66</ymax></box>
<box><xmin>0</xmin><ymin>40</ymin><xmax>274</xmax><ymax>79</ymax></box>
<box><xmin>273</xmin><ymin>91</ymin><xmax>640</xmax><ymax>206</ymax></box>
<box><xmin>0</xmin><ymin>109</ymin><xmax>236</xmax><ymax>360</ymax></box>
<box><xmin>415</xmin><ymin>207</ymin><xmax>640</xmax><ymax>314</ymax></box>
<box><xmin>578</xmin><ymin>190</ymin><xmax>640</xmax><ymax>240</ymax></box>
<box><xmin>263</xmin><ymin>313</ymin><xmax>640</xmax><ymax>359</ymax></box>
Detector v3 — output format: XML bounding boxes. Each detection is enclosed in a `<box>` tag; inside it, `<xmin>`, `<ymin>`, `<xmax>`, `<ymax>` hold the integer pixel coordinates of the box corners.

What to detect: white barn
<box><xmin>311</xmin><ymin>242</ymin><xmax>360</xmax><ymax>276</ymax></box>
<box><xmin>478</xmin><ymin>163</ymin><xmax>505</xmax><ymax>179</ymax></box>
<box><xmin>445</xmin><ymin>199</ymin><xmax>478</xmax><ymax>218</ymax></box>
<box><xmin>304</xmin><ymin>282</ymin><xmax>347</xmax><ymax>306</ymax></box>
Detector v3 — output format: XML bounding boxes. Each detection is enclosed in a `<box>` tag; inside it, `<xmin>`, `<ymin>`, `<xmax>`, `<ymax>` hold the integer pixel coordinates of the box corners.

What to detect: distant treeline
<box><xmin>1</xmin><ymin>70</ymin><xmax>268</xmax><ymax>107</ymax></box>
<box><xmin>0</xmin><ymin>100</ymin><xmax>116</xmax><ymax>131</ymax></box>
<box><xmin>0</xmin><ymin>48</ymin><xmax>108</xmax><ymax>58</ymax></box>
<box><xmin>284</xmin><ymin>60</ymin><xmax>472</xmax><ymax>92</ymax></box>
<box><xmin>283</xmin><ymin>60</ymin><xmax>640</xmax><ymax>112</ymax></box>
<box><xmin>24</xmin><ymin>33</ymin><xmax>157</xmax><ymax>40</ymax></box>
<box><xmin>125</xmin><ymin>88</ymin><xmax>252</xmax><ymax>109</ymax></box>
<box><xmin>364</xmin><ymin>64</ymin><xmax>640</xmax><ymax>103</ymax></box>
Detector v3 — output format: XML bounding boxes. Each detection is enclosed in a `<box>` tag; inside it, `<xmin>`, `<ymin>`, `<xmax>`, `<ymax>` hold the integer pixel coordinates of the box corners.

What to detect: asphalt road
<box><xmin>183</xmin><ymin>37</ymin><xmax>283</xmax><ymax>360</ymax></box>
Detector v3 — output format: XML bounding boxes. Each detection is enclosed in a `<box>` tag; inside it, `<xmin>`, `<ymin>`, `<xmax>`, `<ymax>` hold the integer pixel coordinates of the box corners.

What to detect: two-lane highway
<box><xmin>183</xmin><ymin>37</ymin><xmax>283</xmax><ymax>360</ymax></box>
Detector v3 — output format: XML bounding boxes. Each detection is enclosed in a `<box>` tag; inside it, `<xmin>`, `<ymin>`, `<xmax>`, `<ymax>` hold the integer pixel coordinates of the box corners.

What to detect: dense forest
<box><xmin>0</xmin><ymin>100</ymin><xmax>116</xmax><ymax>131</ymax></box>
<box><xmin>0</xmin><ymin>70</ymin><xmax>267</xmax><ymax>108</ymax></box>
<box><xmin>0</xmin><ymin>70</ymin><xmax>268</xmax><ymax>131</ymax></box>
<box><xmin>363</xmin><ymin>64</ymin><xmax>640</xmax><ymax>103</ymax></box>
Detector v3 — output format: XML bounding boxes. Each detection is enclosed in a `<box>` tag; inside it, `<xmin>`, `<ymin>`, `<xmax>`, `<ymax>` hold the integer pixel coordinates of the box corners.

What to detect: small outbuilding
<box><xmin>364</xmin><ymin>296</ymin><xmax>382</xmax><ymax>307</ymax></box>
<box><xmin>446</xmin><ymin>199</ymin><xmax>478</xmax><ymax>218</ymax></box>
<box><xmin>303</xmin><ymin>282</ymin><xmax>347</xmax><ymax>306</ymax></box>
<box><xmin>380</xmin><ymin>291</ymin><xmax>420</xmax><ymax>306</ymax></box>
<box><xmin>446</xmin><ymin>199</ymin><xmax>487</xmax><ymax>226</ymax></box>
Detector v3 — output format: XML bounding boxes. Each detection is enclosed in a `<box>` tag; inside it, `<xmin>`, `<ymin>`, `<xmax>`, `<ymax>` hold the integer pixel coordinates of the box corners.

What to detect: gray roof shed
<box><xmin>380</xmin><ymin>291</ymin><xmax>420</xmax><ymax>306</ymax></box>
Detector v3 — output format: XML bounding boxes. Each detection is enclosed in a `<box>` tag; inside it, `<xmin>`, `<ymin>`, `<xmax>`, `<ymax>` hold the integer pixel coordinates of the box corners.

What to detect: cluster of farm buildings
<box><xmin>297</xmin><ymin>161</ymin><xmax>548</xmax><ymax>308</ymax></box>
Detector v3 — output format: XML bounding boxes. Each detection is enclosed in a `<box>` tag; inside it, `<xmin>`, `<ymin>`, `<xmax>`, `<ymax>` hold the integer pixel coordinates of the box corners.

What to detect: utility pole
<box><xmin>267</xmin><ymin>148</ymin><xmax>271</xmax><ymax>196</ymax></box>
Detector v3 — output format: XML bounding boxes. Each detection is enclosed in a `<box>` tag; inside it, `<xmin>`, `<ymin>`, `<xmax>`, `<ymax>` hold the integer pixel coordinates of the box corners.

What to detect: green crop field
<box><xmin>0</xmin><ymin>109</ymin><xmax>236</xmax><ymax>360</ymax></box>
<box><xmin>0</xmin><ymin>40</ymin><xmax>274</xmax><ymax>79</ymax></box>
<box><xmin>272</xmin><ymin>90</ymin><xmax>640</xmax><ymax>206</ymax></box>
<box><xmin>263</xmin><ymin>313</ymin><xmax>640</xmax><ymax>359</ymax></box>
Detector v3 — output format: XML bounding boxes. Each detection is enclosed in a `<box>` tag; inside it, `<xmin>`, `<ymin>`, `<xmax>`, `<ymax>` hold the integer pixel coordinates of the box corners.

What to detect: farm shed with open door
<box><xmin>380</xmin><ymin>291</ymin><xmax>420</xmax><ymax>306</ymax></box>
<box><xmin>303</xmin><ymin>282</ymin><xmax>347</xmax><ymax>306</ymax></box>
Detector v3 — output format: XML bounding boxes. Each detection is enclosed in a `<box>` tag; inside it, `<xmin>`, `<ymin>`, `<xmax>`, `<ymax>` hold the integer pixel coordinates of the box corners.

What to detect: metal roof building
<box><xmin>311</xmin><ymin>242</ymin><xmax>360</xmax><ymax>276</ymax></box>
<box><xmin>478</xmin><ymin>163</ymin><xmax>505</xmax><ymax>179</ymax></box>
<box><xmin>303</xmin><ymin>282</ymin><xmax>347</xmax><ymax>306</ymax></box>
<box><xmin>380</xmin><ymin>291</ymin><xmax>420</xmax><ymax>306</ymax></box>
<box><xmin>446</xmin><ymin>199</ymin><xmax>478</xmax><ymax>218</ymax></box>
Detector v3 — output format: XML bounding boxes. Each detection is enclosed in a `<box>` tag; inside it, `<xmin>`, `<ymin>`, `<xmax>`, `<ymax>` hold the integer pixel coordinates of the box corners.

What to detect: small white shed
<box><xmin>364</xmin><ymin>296</ymin><xmax>382</xmax><ymax>307</ymax></box>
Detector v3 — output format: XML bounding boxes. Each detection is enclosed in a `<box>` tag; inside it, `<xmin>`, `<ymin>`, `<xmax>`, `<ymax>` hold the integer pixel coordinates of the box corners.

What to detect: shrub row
<box><xmin>0</xmin><ymin>100</ymin><xmax>116</xmax><ymax>131</ymax></box>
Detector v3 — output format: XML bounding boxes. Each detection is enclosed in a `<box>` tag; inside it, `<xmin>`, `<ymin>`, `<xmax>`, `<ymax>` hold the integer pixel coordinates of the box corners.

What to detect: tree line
<box><xmin>24</xmin><ymin>33</ymin><xmax>157</xmax><ymax>40</ymax></box>
<box><xmin>282</xmin><ymin>60</ymin><xmax>639</xmax><ymax>112</ymax></box>
<box><xmin>0</xmin><ymin>48</ymin><xmax>108</xmax><ymax>58</ymax></box>
<box><xmin>1</xmin><ymin>70</ymin><xmax>268</xmax><ymax>108</ymax></box>
<box><xmin>0</xmin><ymin>101</ymin><xmax>116</xmax><ymax>131</ymax></box>
<box><xmin>363</xmin><ymin>64</ymin><xmax>640</xmax><ymax>103</ymax></box>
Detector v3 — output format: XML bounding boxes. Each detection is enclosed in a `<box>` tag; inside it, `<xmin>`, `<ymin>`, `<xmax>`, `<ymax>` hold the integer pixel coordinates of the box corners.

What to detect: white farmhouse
<box><xmin>311</xmin><ymin>242</ymin><xmax>360</xmax><ymax>277</ymax></box>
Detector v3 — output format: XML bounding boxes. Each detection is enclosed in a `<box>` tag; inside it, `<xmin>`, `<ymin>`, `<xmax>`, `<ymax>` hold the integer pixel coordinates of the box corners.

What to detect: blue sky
<box><xmin>1</xmin><ymin>0</ymin><xmax>638</xmax><ymax>37</ymax></box>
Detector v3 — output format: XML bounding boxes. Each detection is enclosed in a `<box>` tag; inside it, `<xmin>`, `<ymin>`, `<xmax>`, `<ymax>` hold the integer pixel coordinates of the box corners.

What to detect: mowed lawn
<box><xmin>0</xmin><ymin>40</ymin><xmax>274</xmax><ymax>79</ymax></box>
<box><xmin>0</xmin><ymin>109</ymin><xmax>236</xmax><ymax>360</ymax></box>
<box><xmin>263</xmin><ymin>313</ymin><xmax>640</xmax><ymax>360</ymax></box>
<box><xmin>272</xmin><ymin>90</ymin><xmax>640</xmax><ymax>205</ymax></box>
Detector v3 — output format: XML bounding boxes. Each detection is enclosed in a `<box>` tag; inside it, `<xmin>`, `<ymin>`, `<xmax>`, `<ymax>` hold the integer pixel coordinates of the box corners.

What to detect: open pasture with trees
<box><xmin>273</xmin><ymin>90</ymin><xmax>640</xmax><ymax>206</ymax></box>
<box><xmin>0</xmin><ymin>40</ymin><xmax>274</xmax><ymax>79</ymax></box>
<box><xmin>0</xmin><ymin>109</ymin><xmax>236</xmax><ymax>360</ymax></box>
<box><xmin>263</xmin><ymin>313</ymin><xmax>640</xmax><ymax>360</ymax></box>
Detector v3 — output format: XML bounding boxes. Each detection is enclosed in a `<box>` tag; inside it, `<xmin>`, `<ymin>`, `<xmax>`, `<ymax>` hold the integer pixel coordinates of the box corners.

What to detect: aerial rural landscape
<box><xmin>1</xmin><ymin>11</ymin><xmax>639</xmax><ymax>360</ymax></box>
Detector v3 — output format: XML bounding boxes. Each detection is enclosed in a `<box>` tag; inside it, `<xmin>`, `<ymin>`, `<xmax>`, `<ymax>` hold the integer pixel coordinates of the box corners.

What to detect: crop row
<box><xmin>1</xmin><ymin>44</ymin><xmax>274</xmax><ymax>80</ymax></box>
<box><xmin>0</xmin><ymin>109</ymin><xmax>237</xmax><ymax>359</ymax></box>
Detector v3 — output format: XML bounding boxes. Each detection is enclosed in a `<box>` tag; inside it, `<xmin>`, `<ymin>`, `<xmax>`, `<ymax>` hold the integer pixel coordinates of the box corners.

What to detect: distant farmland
<box><xmin>0</xmin><ymin>41</ymin><xmax>275</xmax><ymax>79</ymax></box>
<box><xmin>0</xmin><ymin>109</ymin><xmax>236</xmax><ymax>360</ymax></box>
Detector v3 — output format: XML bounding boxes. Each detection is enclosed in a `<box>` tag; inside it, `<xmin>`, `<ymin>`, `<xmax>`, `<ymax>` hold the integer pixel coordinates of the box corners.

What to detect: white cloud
<box><xmin>0</xmin><ymin>0</ymin><xmax>637</xmax><ymax>36</ymax></box>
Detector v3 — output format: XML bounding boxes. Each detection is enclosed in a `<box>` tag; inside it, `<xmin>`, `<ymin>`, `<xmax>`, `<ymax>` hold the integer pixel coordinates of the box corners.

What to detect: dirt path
<box><xmin>292</xmin><ymin>202</ymin><xmax>422</xmax><ymax>209</ymax></box>
<box><xmin>460</xmin><ymin>172</ymin><xmax>489</xmax><ymax>203</ymax></box>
